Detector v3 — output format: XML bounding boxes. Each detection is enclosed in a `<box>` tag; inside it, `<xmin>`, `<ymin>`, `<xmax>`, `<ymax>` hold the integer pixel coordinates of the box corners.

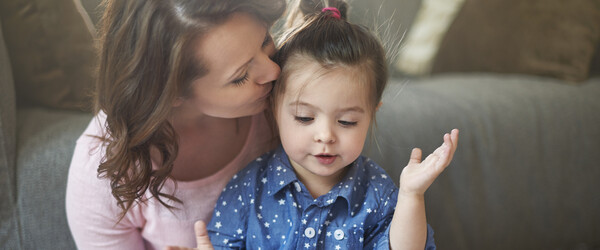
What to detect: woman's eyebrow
<box><xmin>261</xmin><ymin>31</ymin><xmax>271</xmax><ymax>47</ymax></box>
<box><xmin>228</xmin><ymin>60</ymin><xmax>251</xmax><ymax>81</ymax></box>
<box><xmin>227</xmin><ymin>31</ymin><xmax>269</xmax><ymax>82</ymax></box>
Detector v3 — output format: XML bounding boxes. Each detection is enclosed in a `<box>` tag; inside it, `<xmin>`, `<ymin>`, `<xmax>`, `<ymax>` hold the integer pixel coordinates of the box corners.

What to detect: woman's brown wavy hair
<box><xmin>94</xmin><ymin>0</ymin><xmax>285</xmax><ymax>220</ymax></box>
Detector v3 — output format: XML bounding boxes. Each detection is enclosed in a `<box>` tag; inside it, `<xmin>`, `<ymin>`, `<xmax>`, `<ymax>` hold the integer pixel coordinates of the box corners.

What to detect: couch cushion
<box><xmin>590</xmin><ymin>44</ymin><xmax>600</xmax><ymax>76</ymax></box>
<box><xmin>367</xmin><ymin>75</ymin><xmax>600</xmax><ymax>249</ymax></box>
<box><xmin>80</xmin><ymin>0</ymin><xmax>104</xmax><ymax>27</ymax></box>
<box><xmin>348</xmin><ymin>0</ymin><xmax>422</xmax><ymax>75</ymax></box>
<box><xmin>0</xmin><ymin>18</ymin><xmax>20</xmax><ymax>250</ymax></box>
<box><xmin>394</xmin><ymin>0</ymin><xmax>465</xmax><ymax>75</ymax></box>
<box><xmin>16</xmin><ymin>108</ymin><xmax>92</xmax><ymax>249</ymax></box>
<box><xmin>431</xmin><ymin>0</ymin><xmax>600</xmax><ymax>83</ymax></box>
<box><xmin>0</xmin><ymin>0</ymin><xmax>97</xmax><ymax>110</ymax></box>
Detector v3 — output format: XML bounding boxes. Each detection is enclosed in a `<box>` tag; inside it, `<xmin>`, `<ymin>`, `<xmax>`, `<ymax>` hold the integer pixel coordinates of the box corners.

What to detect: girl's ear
<box><xmin>375</xmin><ymin>101</ymin><xmax>383</xmax><ymax>111</ymax></box>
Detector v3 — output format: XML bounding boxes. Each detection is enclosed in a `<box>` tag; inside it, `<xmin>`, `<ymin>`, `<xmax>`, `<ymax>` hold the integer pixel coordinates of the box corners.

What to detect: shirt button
<box><xmin>304</xmin><ymin>227</ymin><xmax>316</xmax><ymax>238</ymax></box>
<box><xmin>334</xmin><ymin>229</ymin><xmax>344</xmax><ymax>240</ymax></box>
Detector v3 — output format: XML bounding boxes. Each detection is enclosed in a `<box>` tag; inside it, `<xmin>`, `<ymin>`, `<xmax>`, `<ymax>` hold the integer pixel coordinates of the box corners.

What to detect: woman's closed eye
<box><xmin>231</xmin><ymin>72</ymin><xmax>249</xmax><ymax>86</ymax></box>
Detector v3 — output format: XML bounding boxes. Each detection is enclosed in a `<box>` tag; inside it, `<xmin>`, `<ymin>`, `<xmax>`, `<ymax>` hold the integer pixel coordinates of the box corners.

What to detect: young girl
<box><xmin>205</xmin><ymin>3</ymin><xmax>459</xmax><ymax>249</ymax></box>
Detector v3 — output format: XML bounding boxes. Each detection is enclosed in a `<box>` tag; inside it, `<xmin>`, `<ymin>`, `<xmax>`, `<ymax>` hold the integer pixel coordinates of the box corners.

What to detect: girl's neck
<box><xmin>291</xmin><ymin>161</ymin><xmax>348</xmax><ymax>199</ymax></box>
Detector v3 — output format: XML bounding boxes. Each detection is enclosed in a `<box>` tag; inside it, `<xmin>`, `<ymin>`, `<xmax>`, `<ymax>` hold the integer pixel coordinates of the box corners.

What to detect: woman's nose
<box><xmin>254</xmin><ymin>53</ymin><xmax>280</xmax><ymax>85</ymax></box>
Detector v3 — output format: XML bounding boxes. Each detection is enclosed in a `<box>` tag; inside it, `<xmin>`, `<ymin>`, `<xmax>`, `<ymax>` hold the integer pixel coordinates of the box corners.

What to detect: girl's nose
<box><xmin>314</xmin><ymin>125</ymin><xmax>336</xmax><ymax>144</ymax></box>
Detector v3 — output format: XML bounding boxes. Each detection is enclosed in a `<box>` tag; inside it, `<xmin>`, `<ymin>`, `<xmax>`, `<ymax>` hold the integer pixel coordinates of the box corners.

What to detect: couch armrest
<box><xmin>0</xmin><ymin>18</ymin><xmax>20</xmax><ymax>250</ymax></box>
<box><xmin>15</xmin><ymin>108</ymin><xmax>92</xmax><ymax>249</ymax></box>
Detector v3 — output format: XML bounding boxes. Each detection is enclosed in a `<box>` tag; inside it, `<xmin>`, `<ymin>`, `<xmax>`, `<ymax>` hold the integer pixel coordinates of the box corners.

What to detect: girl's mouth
<box><xmin>315</xmin><ymin>154</ymin><xmax>336</xmax><ymax>165</ymax></box>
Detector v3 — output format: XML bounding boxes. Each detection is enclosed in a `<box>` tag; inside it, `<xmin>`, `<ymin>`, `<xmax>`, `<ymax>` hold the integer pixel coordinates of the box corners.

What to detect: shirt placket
<box><xmin>296</xmin><ymin>200</ymin><xmax>330</xmax><ymax>249</ymax></box>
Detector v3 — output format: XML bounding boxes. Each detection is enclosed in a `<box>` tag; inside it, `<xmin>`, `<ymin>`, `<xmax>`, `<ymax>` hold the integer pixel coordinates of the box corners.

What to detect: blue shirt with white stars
<box><xmin>207</xmin><ymin>145</ymin><xmax>436</xmax><ymax>249</ymax></box>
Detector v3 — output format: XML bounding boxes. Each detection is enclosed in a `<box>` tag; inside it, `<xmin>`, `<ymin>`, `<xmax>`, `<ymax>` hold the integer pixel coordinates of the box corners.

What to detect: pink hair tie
<box><xmin>322</xmin><ymin>7</ymin><xmax>341</xmax><ymax>19</ymax></box>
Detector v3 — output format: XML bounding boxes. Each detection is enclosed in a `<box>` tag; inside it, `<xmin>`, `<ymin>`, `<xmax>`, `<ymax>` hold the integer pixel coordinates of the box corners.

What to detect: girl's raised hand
<box><xmin>399</xmin><ymin>129</ymin><xmax>459</xmax><ymax>197</ymax></box>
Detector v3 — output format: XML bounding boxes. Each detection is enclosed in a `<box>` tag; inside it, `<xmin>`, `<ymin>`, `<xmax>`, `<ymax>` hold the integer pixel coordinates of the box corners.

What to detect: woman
<box><xmin>66</xmin><ymin>0</ymin><xmax>285</xmax><ymax>249</ymax></box>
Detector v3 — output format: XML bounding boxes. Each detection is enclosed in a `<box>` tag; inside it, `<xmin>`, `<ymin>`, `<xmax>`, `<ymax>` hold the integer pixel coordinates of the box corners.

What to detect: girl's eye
<box><xmin>231</xmin><ymin>72</ymin><xmax>249</xmax><ymax>86</ymax></box>
<box><xmin>338</xmin><ymin>120</ymin><xmax>358</xmax><ymax>126</ymax></box>
<box><xmin>294</xmin><ymin>116</ymin><xmax>314</xmax><ymax>123</ymax></box>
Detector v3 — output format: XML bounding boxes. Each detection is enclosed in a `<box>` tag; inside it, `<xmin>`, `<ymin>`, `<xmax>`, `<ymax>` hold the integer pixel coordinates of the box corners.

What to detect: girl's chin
<box><xmin>306</xmin><ymin>165</ymin><xmax>346</xmax><ymax>178</ymax></box>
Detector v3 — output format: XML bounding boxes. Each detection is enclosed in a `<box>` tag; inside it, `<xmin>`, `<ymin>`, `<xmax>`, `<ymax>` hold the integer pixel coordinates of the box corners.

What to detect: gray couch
<box><xmin>1</xmin><ymin>0</ymin><xmax>599</xmax><ymax>249</ymax></box>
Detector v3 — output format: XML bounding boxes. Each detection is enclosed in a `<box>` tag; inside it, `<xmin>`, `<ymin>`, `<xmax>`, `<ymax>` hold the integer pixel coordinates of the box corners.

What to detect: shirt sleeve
<box><xmin>424</xmin><ymin>224</ymin><xmax>437</xmax><ymax>250</ymax></box>
<box><xmin>370</xmin><ymin>223</ymin><xmax>436</xmax><ymax>250</ymax></box>
<box><xmin>363</xmin><ymin>159</ymin><xmax>437</xmax><ymax>250</ymax></box>
<box><xmin>66</xmin><ymin>135</ymin><xmax>146</xmax><ymax>250</ymax></box>
<box><xmin>364</xmin><ymin>186</ymin><xmax>397</xmax><ymax>249</ymax></box>
<box><xmin>207</xmin><ymin>172</ymin><xmax>252</xmax><ymax>249</ymax></box>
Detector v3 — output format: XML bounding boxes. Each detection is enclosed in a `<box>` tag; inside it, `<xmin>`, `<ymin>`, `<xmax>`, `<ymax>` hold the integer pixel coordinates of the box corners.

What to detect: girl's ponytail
<box><xmin>284</xmin><ymin>0</ymin><xmax>349</xmax><ymax>29</ymax></box>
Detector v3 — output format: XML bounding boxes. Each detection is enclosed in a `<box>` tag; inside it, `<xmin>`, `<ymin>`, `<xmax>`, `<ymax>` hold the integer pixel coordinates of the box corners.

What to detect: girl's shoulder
<box><xmin>354</xmin><ymin>155</ymin><xmax>399</xmax><ymax>196</ymax></box>
<box><xmin>222</xmin><ymin>149</ymin><xmax>277</xmax><ymax>189</ymax></box>
<box><xmin>356</xmin><ymin>156</ymin><xmax>396</xmax><ymax>183</ymax></box>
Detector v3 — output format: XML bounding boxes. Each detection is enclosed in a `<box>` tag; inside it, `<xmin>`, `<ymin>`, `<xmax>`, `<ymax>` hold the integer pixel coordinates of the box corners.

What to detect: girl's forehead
<box><xmin>277</xmin><ymin>54</ymin><xmax>375</xmax><ymax>110</ymax></box>
<box><xmin>284</xmin><ymin>60</ymin><xmax>364</xmax><ymax>91</ymax></box>
<box><xmin>284</xmin><ymin>66</ymin><xmax>369</xmax><ymax>101</ymax></box>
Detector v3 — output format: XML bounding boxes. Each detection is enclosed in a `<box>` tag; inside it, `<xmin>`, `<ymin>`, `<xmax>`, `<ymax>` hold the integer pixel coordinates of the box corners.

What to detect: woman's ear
<box><xmin>172</xmin><ymin>97</ymin><xmax>184</xmax><ymax>107</ymax></box>
<box><xmin>375</xmin><ymin>101</ymin><xmax>382</xmax><ymax>111</ymax></box>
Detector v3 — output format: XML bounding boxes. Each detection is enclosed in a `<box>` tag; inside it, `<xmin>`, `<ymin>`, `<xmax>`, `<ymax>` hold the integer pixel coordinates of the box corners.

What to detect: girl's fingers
<box><xmin>195</xmin><ymin>221</ymin><xmax>214</xmax><ymax>250</ymax></box>
<box><xmin>447</xmin><ymin>129</ymin><xmax>459</xmax><ymax>162</ymax></box>
<box><xmin>408</xmin><ymin>129</ymin><xmax>459</xmax><ymax>169</ymax></box>
<box><xmin>433</xmin><ymin>136</ymin><xmax>451</xmax><ymax>158</ymax></box>
<box><xmin>409</xmin><ymin>148</ymin><xmax>422</xmax><ymax>164</ymax></box>
<box><xmin>426</xmin><ymin>134</ymin><xmax>453</xmax><ymax>169</ymax></box>
<box><xmin>451</xmin><ymin>129</ymin><xmax>459</xmax><ymax>150</ymax></box>
<box><xmin>421</xmin><ymin>151</ymin><xmax>440</xmax><ymax>167</ymax></box>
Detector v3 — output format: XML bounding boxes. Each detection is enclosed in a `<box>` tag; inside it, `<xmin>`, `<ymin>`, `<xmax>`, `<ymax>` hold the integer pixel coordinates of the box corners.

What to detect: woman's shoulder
<box><xmin>68</xmin><ymin>111</ymin><xmax>111</xmax><ymax>192</ymax></box>
<box><xmin>246</xmin><ymin>111</ymin><xmax>278</xmax><ymax>153</ymax></box>
<box><xmin>229</xmin><ymin>149</ymin><xmax>276</xmax><ymax>185</ymax></box>
<box><xmin>75</xmin><ymin>111</ymin><xmax>108</xmax><ymax>144</ymax></box>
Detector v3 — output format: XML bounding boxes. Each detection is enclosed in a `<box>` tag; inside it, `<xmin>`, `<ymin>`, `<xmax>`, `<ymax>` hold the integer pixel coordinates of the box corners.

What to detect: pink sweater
<box><xmin>66</xmin><ymin>112</ymin><xmax>273</xmax><ymax>249</ymax></box>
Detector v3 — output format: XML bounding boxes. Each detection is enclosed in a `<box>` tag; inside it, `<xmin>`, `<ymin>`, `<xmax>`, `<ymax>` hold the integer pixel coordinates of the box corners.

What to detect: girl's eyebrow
<box><xmin>339</xmin><ymin>107</ymin><xmax>365</xmax><ymax>113</ymax></box>
<box><xmin>288</xmin><ymin>101</ymin><xmax>365</xmax><ymax>113</ymax></box>
<box><xmin>288</xmin><ymin>101</ymin><xmax>316</xmax><ymax>110</ymax></box>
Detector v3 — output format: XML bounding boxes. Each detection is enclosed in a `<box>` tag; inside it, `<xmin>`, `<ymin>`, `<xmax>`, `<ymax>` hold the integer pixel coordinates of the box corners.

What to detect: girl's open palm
<box><xmin>399</xmin><ymin>129</ymin><xmax>459</xmax><ymax>196</ymax></box>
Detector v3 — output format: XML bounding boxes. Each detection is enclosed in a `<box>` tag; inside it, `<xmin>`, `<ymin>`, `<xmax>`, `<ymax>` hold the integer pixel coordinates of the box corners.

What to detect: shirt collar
<box><xmin>327</xmin><ymin>157</ymin><xmax>368</xmax><ymax>215</ymax></box>
<box><xmin>265</xmin><ymin>145</ymin><xmax>368</xmax><ymax>216</ymax></box>
<box><xmin>265</xmin><ymin>145</ymin><xmax>299</xmax><ymax>196</ymax></box>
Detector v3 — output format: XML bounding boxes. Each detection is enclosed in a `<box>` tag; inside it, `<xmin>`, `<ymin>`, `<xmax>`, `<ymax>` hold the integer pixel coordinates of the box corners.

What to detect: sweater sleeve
<box><xmin>65</xmin><ymin>119</ymin><xmax>146</xmax><ymax>250</ymax></box>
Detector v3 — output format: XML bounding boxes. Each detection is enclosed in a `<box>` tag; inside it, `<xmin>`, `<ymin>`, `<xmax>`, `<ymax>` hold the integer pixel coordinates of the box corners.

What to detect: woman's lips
<box><xmin>315</xmin><ymin>154</ymin><xmax>336</xmax><ymax>165</ymax></box>
<box><xmin>258</xmin><ymin>91</ymin><xmax>270</xmax><ymax>100</ymax></box>
<box><xmin>255</xmin><ymin>84</ymin><xmax>273</xmax><ymax>102</ymax></box>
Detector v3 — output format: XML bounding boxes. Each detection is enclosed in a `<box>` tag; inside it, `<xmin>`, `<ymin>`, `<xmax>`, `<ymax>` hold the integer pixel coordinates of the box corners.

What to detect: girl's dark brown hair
<box><xmin>94</xmin><ymin>0</ymin><xmax>285</xmax><ymax>220</ymax></box>
<box><xmin>273</xmin><ymin>0</ymin><xmax>388</xmax><ymax>119</ymax></box>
